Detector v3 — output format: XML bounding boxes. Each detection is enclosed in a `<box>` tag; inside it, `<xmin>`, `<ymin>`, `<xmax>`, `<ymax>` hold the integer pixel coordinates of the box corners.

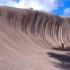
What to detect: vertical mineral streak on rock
<box><xmin>66</xmin><ymin>18</ymin><xmax>70</xmax><ymax>45</ymax></box>
<box><xmin>31</xmin><ymin>11</ymin><xmax>38</xmax><ymax>34</ymax></box>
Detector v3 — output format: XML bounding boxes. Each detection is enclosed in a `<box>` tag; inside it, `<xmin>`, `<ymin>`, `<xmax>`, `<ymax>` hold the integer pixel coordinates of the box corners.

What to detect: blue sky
<box><xmin>0</xmin><ymin>0</ymin><xmax>70</xmax><ymax>16</ymax></box>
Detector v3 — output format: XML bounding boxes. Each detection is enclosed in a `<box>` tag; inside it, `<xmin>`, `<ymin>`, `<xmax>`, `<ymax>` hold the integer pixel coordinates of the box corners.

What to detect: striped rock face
<box><xmin>0</xmin><ymin>6</ymin><xmax>70</xmax><ymax>70</ymax></box>
<box><xmin>0</xmin><ymin>6</ymin><xmax>70</xmax><ymax>47</ymax></box>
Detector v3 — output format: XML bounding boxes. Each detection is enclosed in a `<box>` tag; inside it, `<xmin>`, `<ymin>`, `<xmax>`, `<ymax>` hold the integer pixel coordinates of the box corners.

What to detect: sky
<box><xmin>0</xmin><ymin>0</ymin><xmax>70</xmax><ymax>16</ymax></box>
